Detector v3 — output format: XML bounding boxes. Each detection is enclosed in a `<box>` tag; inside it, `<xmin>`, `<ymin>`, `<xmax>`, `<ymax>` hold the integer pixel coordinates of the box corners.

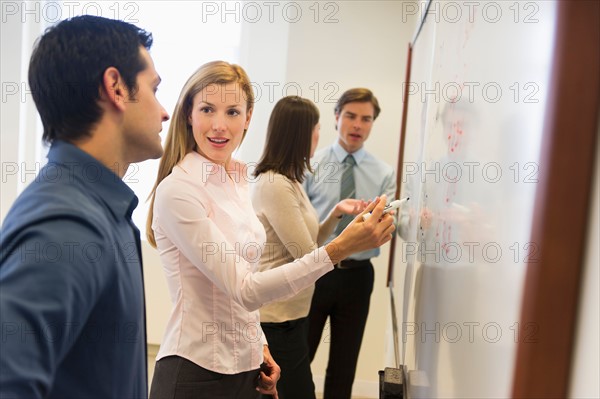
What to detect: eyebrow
<box><xmin>345</xmin><ymin>111</ymin><xmax>373</xmax><ymax>119</ymax></box>
<box><xmin>198</xmin><ymin>101</ymin><xmax>242</xmax><ymax>108</ymax></box>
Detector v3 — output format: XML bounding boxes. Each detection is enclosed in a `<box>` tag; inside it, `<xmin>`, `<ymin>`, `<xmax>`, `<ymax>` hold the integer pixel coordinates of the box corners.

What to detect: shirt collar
<box><xmin>47</xmin><ymin>140</ymin><xmax>138</xmax><ymax>220</ymax></box>
<box><xmin>178</xmin><ymin>151</ymin><xmax>247</xmax><ymax>187</ymax></box>
<box><xmin>332</xmin><ymin>141</ymin><xmax>366</xmax><ymax>165</ymax></box>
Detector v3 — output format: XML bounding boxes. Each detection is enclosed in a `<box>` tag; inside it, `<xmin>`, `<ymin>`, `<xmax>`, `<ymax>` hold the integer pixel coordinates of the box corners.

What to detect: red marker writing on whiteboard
<box><xmin>362</xmin><ymin>197</ymin><xmax>410</xmax><ymax>221</ymax></box>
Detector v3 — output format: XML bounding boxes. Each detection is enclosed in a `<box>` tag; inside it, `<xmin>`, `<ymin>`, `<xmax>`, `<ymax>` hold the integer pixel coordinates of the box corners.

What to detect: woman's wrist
<box><xmin>325</xmin><ymin>238</ymin><xmax>349</xmax><ymax>265</ymax></box>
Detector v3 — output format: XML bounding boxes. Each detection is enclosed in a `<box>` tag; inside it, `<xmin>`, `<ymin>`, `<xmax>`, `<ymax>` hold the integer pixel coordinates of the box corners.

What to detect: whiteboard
<box><xmin>394</xmin><ymin>2</ymin><xmax>558</xmax><ymax>397</ymax></box>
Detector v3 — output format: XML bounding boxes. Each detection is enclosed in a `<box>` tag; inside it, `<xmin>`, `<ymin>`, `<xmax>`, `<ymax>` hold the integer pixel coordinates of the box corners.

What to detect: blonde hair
<box><xmin>146</xmin><ymin>61</ymin><xmax>254</xmax><ymax>247</ymax></box>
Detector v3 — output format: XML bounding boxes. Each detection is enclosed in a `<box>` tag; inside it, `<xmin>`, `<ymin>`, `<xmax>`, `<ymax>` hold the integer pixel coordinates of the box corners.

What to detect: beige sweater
<box><xmin>251</xmin><ymin>170</ymin><xmax>338</xmax><ymax>323</ymax></box>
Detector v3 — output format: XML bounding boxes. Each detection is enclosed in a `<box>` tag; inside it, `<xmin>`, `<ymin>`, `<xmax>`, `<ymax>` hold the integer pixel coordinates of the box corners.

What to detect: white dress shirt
<box><xmin>152</xmin><ymin>151</ymin><xmax>333</xmax><ymax>374</ymax></box>
<box><xmin>304</xmin><ymin>141</ymin><xmax>396</xmax><ymax>260</ymax></box>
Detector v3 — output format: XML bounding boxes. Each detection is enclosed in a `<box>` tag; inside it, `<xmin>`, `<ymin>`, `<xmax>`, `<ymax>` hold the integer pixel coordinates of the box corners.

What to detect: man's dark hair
<box><xmin>28</xmin><ymin>15</ymin><xmax>153</xmax><ymax>144</ymax></box>
<box><xmin>334</xmin><ymin>88</ymin><xmax>381</xmax><ymax>119</ymax></box>
<box><xmin>254</xmin><ymin>96</ymin><xmax>320</xmax><ymax>183</ymax></box>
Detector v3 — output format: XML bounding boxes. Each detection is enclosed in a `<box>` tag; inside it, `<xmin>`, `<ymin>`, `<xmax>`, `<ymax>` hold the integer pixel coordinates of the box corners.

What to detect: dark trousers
<box><xmin>307</xmin><ymin>261</ymin><xmax>374</xmax><ymax>399</ymax></box>
<box><xmin>260</xmin><ymin>317</ymin><xmax>316</xmax><ymax>399</ymax></box>
<box><xmin>149</xmin><ymin>355</ymin><xmax>261</xmax><ymax>399</ymax></box>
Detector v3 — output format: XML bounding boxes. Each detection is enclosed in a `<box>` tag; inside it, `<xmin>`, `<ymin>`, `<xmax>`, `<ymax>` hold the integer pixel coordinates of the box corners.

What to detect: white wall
<box><xmin>0</xmin><ymin>15</ymin><xmax>22</xmax><ymax>222</ymax></box>
<box><xmin>0</xmin><ymin>14</ymin><xmax>45</xmax><ymax>222</ymax></box>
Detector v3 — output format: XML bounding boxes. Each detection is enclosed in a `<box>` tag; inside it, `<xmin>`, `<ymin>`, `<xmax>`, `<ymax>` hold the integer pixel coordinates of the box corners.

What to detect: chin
<box><xmin>138</xmin><ymin>147</ymin><xmax>164</xmax><ymax>162</ymax></box>
<box><xmin>149</xmin><ymin>145</ymin><xmax>165</xmax><ymax>159</ymax></box>
<box><xmin>150</xmin><ymin>150</ymin><xmax>164</xmax><ymax>160</ymax></box>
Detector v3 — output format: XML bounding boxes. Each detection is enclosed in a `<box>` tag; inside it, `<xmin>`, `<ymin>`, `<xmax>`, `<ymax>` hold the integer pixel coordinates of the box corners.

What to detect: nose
<box><xmin>161</xmin><ymin>106</ymin><xmax>170</xmax><ymax>122</ymax></box>
<box><xmin>212</xmin><ymin>113</ymin><xmax>226</xmax><ymax>132</ymax></box>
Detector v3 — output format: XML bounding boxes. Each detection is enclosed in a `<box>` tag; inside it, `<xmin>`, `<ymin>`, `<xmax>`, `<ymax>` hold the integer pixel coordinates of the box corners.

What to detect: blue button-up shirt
<box><xmin>304</xmin><ymin>141</ymin><xmax>396</xmax><ymax>260</ymax></box>
<box><xmin>0</xmin><ymin>141</ymin><xmax>147</xmax><ymax>399</ymax></box>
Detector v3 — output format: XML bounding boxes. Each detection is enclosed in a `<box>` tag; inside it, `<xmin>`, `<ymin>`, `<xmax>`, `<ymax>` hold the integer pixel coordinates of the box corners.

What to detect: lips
<box><xmin>208</xmin><ymin>137</ymin><xmax>229</xmax><ymax>144</ymax></box>
<box><xmin>349</xmin><ymin>133</ymin><xmax>362</xmax><ymax>140</ymax></box>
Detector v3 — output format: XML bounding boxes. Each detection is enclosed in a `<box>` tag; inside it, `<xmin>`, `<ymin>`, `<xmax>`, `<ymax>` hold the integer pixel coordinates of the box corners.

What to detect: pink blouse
<box><xmin>152</xmin><ymin>151</ymin><xmax>333</xmax><ymax>374</ymax></box>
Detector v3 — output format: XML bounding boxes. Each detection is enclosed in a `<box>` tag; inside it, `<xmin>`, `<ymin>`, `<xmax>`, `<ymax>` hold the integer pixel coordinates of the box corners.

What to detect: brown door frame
<box><xmin>387</xmin><ymin>43</ymin><xmax>413</xmax><ymax>286</ymax></box>
<box><xmin>512</xmin><ymin>1</ymin><xmax>600</xmax><ymax>397</ymax></box>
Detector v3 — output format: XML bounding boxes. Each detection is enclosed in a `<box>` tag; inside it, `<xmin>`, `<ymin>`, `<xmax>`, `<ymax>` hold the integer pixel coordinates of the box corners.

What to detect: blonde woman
<box><xmin>146</xmin><ymin>61</ymin><xmax>394</xmax><ymax>398</ymax></box>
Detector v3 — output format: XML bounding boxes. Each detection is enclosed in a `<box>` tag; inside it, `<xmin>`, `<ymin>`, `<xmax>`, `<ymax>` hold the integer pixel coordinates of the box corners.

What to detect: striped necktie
<box><xmin>335</xmin><ymin>155</ymin><xmax>356</xmax><ymax>235</ymax></box>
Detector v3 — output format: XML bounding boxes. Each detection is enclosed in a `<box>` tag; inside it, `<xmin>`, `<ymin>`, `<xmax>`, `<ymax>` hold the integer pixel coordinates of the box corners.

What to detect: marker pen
<box><xmin>362</xmin><ymin>197</ymin><xmax>410</xmax><ymax>221</ymax></box>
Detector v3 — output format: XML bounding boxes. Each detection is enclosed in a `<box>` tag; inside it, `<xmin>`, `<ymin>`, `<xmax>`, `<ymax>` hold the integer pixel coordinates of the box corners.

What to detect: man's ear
<box><xmin>100</xmin><ymin>67</ymin><xmax>127</xmax><ymax>111</ymax></box>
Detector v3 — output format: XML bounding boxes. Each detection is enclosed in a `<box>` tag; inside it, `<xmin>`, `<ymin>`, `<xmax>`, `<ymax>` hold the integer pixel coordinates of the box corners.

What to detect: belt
<box><xmin>334</xmin><ymin>259</ymin><xmax>371</xmax><ymax>269</ymax></box>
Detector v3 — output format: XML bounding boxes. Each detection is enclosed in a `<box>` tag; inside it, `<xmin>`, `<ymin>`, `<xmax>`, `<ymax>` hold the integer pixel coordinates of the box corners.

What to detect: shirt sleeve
<box><xmin>0</xmin><ymin>218</ymin><xmax>110</xmax><ymax>399</ymax></box>
<box><xmin>154</xmin><ymin>180</ymin><xmax>333</xmax><ymax>313</ymax></box>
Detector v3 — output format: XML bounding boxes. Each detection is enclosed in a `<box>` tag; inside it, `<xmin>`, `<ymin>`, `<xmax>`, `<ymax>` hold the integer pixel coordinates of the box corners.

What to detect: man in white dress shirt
<box><xmin>304</xmin><ymin>88</ymin><xmax>396</xmax><ymax>399</ymax></box>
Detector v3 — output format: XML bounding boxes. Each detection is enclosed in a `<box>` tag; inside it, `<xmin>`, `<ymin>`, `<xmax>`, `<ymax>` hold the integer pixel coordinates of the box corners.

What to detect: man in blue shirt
<box><xmin>0</xmin><ymin>16</ymin><xmax>169</xmax><ymax>398</ymax></box>
<box><xmin>304</xmin><ymin>88</ymin><xmax>396</xmax><ymax>399</ymax></box>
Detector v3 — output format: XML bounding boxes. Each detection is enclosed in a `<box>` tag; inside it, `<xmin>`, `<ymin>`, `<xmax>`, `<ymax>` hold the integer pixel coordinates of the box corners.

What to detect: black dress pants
<box><xmin>149</xmin><ymin>355</ymin><xmax>261</xmax><ymax>399</ymax></box>
<box><xmin>260</xmin><ymin>317</ymin><xmax>316</xmax><ymax>399</ymax></box>
<box><xmin>307</xmin><ymin>260</ymin><xmax>374</xmax><ymax>399</ymax></box>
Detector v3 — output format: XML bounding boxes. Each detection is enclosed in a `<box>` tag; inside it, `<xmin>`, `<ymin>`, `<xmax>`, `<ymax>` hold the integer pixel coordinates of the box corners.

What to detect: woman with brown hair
<box><xmin>251</xmin><ymin>96</ymin><xmax>367</xmax><ymax>399</ymax></box>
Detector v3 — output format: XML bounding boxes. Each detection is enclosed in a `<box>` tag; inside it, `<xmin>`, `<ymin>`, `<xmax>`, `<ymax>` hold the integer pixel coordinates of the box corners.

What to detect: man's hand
<box><xmin>334</xmin><ymin>198</ymin><xmax>369</xmax><ymax>217</ymax></box>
